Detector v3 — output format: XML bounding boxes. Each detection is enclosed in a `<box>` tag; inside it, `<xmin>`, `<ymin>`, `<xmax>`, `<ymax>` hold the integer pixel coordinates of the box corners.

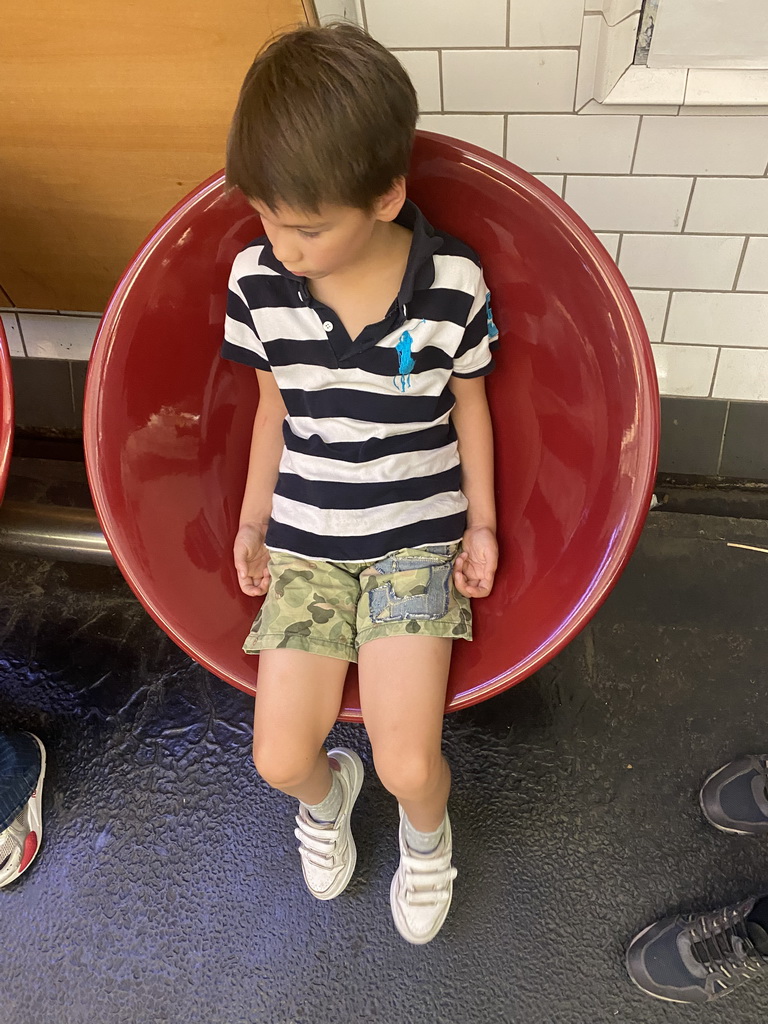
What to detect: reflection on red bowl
<box><xmin>84</xmin><ymin>132</ymin><xmax>659</xmax><ymax>722</ymax></box>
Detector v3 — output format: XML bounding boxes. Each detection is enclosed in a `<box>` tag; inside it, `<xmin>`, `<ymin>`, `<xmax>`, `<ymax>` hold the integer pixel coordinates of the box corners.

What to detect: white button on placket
<box><xmin>323</xmin><ymin>320</ymin><xmax>334</xmax><ymax>331</ymax></box>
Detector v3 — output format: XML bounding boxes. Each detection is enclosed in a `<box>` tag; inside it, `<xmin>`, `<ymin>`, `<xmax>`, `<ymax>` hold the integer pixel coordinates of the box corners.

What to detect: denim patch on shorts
<box><xmin>363</xmin><ymin>550</ymin><xmax>453</xmax><ymax>623</ymax></box>
<box><xmin>243</xmin><ymin>544</ymin><xmax>472</xmax><ymax>663</ymax></box>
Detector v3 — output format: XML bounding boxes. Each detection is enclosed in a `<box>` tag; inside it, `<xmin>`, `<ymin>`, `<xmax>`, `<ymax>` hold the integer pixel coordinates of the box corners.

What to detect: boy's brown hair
<box><xmin>226</xmin><ymin>23</ymin><xmax>418</xmax><ymax>212</ymax></box>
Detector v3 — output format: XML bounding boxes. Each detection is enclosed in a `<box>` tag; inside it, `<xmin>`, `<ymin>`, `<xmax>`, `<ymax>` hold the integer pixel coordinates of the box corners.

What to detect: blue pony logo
<box><xmin>394</xmin><ymin>332</ymin><xmax>415</xmax><ymax>392</ymax></box>
<box><xmin>486</xmin><ymin>292</ymin><xmax>499</xmax><ymax>340</ymax></box>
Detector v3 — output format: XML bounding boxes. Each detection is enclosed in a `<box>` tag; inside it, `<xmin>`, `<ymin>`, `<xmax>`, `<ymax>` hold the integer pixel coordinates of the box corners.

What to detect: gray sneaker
<box><xmin>293</xmin><ymin>748</ymin><xmax>363</xmax><ymax>900</ymax></box>
<box><xmin>699</xmin><ymin>754</ymin><xmax>768</xmax><ymax>835</ymax></box>
<box><xmin>626</xmin><ymin>895</ymin><xmax>768</xmax><ymax>1004</ymax></box>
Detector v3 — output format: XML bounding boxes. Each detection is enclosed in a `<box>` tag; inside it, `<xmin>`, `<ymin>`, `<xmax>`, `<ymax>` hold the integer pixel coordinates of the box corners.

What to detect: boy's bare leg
<box><xmin>252</xmin><ymin>648</ymin><xmax>348</xmax><ymax>804</ymax></box>
<box><xmin>253</xmin><ymin>648</ymin><xmax>364</xmax><ymax>901</ymax></box>
<box><xmin>357</xmin><ymin>635</ymin><xmax>452</xmax><ymax>831</ymax></box>
<box><xmin>358</xmin><ymin>634</ymin><xmax>456</xmax><ymax>943</ymax></box>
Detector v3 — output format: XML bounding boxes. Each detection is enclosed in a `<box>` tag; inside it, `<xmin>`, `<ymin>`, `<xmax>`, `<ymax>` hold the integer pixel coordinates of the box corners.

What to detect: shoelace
<box><xmin>400</xmin><ymin>851</ymin><xmax>457</xmax><ymax>907</ymax></box>
<box><xmin>687</xmin><ymin>905</ymin><xmax>767</xmax><ymax>993</ymax></box>
<box><xmin>294</xmin><ymin>813</ymin><xmax>342</xmax><ymax>869</ymax></box>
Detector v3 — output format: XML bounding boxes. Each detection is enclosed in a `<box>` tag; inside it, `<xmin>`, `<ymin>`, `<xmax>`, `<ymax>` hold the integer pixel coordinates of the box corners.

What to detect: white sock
<box><xmin>404</xmin><ymin>813</ymin><xmax>445</xmax><ymax>855</ymax></box>
<box><xmin>302</xmin><ymin>771</ymin><xmax>342</xmax><ymax>825</ymax></box>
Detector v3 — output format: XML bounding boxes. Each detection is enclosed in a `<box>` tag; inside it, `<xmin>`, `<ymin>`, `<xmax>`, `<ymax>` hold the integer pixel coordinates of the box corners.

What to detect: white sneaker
<box><xmin>390</xmin><ymin>807</ymin><xmax>457</xmax><ymax>944</ymax></box>
<box><xmin>293</xmin><ymin>748</ymin><xmax>363</xmax><ymax>901</ymax></box>
<box><xmin>0</xmin><ymin>733</ymin><xmax>46</xmax><ymax>889</ymax></box>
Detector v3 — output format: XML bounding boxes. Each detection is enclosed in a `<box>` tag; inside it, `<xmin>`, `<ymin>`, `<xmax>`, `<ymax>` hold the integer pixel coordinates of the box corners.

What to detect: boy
<box><xmin>222</xmin><ymin>22</ymin><xmax>498</xmax><ymax>944</ymax></box>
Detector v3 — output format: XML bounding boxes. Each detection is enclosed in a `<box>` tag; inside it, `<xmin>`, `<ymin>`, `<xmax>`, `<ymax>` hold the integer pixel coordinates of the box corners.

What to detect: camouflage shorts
<box><xmin>243</xmin><ymin>544</ymin><xmax>472</xmax><ymax>663</ymax></box>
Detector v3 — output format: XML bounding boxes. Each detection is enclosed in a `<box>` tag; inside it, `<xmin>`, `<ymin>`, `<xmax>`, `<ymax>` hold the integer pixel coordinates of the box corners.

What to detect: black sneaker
<box><xmin>626</xmin><ymin>895</ymin><xmax>768</xmax><ymax>1004</ymax></box>
<box><xmin>700</xmin><ymin>754</ymin><xmax>768</xmax><ymax>835</ymax></box>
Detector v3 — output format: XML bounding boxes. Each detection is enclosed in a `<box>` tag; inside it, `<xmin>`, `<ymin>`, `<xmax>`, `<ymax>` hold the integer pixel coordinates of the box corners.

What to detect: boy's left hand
<box><xmin>453</xmin><ymin>526</ymin><xmax>498</xmax><ymax>598</ymax></box>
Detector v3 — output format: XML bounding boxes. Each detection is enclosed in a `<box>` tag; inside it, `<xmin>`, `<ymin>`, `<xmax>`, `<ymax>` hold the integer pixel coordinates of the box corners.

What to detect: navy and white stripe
<box><xmin>222</xmin><ymin>200</ymin><xmax>498</xmax><ymax>562</ymax></box>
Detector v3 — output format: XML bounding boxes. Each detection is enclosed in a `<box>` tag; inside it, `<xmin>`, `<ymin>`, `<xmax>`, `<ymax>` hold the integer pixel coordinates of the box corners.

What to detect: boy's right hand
<box><xmin>233</xmin><ymin>523</ymin><xmax>271</xmax><ymax>596</ymax></box>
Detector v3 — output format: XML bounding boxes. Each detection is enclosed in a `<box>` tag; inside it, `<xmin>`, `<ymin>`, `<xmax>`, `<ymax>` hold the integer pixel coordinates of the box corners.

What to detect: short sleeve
<box><xmin>452</xmin><ymin>268</ymin><xmax>499</xmax><ymax>379</ymax></box>
<box><xmin>220</xmin><ymin>261</ymin><xmax>271</xmax><ymax>372</ymax></box>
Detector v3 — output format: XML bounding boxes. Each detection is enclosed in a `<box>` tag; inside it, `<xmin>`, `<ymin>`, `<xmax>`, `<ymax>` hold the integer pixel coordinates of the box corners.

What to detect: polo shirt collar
<box><xmin>257</xmin><ymin>198</ymin><xmax>443</xmax><ymax>316</ymax></box>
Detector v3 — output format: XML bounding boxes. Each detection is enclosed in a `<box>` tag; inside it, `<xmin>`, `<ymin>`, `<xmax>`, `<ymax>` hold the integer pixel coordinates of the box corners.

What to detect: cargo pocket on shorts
<box><xmin>366</xmin><ymin>556</ymin><xmax>453</xmax><ymax>623</ymax></box>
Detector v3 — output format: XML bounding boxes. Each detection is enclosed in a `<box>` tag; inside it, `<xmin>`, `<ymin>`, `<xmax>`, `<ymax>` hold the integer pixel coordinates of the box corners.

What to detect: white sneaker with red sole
<box><xmin>0</xmin><ymin>734</ymin><xmax>46</xmax><ymax>888</ymax></box>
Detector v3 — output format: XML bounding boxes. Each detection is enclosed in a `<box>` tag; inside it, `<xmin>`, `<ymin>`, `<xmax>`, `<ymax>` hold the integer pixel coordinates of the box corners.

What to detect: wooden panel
<box><xmin>0</xmin><ymin>286</ymin><xmax>12</xmax><ymax>307</ymax></box>
<box><xmin>0</xmin><ymin>1</ymin><xmax>308</xmax><ymax>311</ymax></box>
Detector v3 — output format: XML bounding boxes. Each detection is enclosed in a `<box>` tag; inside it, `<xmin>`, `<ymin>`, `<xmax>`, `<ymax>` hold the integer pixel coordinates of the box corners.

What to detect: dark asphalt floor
<box><xmin>1</xmin><ymin>509</ymin><xmax>767</xmax><ymax>1024</ymax></box>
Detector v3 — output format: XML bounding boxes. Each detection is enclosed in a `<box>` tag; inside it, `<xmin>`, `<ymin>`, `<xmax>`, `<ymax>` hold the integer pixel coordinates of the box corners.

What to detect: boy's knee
<box><xmin>252</xmin><ymin>738</ymin><xmax>314</xmax><ymax>792</ymax></box>
<box><xmin>374</xmin><ymin>750</ymin><xmax>444</xmax><ymax>802</ymax></box>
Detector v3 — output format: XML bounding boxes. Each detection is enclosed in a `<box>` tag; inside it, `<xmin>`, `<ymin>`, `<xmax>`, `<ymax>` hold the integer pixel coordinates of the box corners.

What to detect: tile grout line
<box><xmin>502</xmin><ymin>114</ymin><xmax>509</xmax><ymax>160</ymax></box>
<box><xmin>732</xmin><ymin>236</ymin><xmax>750</xmax><ymax>291</ymax></box>
<box><xmin>359</xmin><ymin>0</ymin><xmax>368</xmax><ymax>32</ymax></box>
<box><xmin>659</xmin><ymin>290</ymin><xmax>674</xmax><ymax>344</ymax></box>
<box><xmin>474</xmin><ymin>171</ymin><xmax>768</xmax><ymax>179</ymax></box>
<box><xmin>651</xmin><ymin>342</ymin><xmax>768</xmax><ymax>351</ymax></box>
<box><xmin>679</xmin><ymin>176</ymin><xmax>697</xmax><ymax>233</ymax></box>
<box><xmin>437</xmin><ymin>49</ymin><xmax>444</xmax><ymax>112</ymax></box>
<box><xmin>708</xmin><ymin>347</ymin><xmax>722</xmax><ymax>398</ymax></box>
<box><xmin>716</xmin><ymin>400</ymin><xmax>731</xmax><ymax>473</ymax></box>
<box><xmin>391</xmin><ymin>45</ymin><xmax>583</xmax><ymax>53</ymax></box>
<box><xmin>629</xmin><ymin>115</ymin><xmax>643</xmax><ymax>174</ymax></box>
<box><xmin>505</xmin><ymin>0</ymin><xmax>511</xmax><ymax>48</ymax></box>
<box><xmin>442</xmin><ymin>107</ymin><xmax>585</xmax><ymax>115</ymax></box>
<box><xmin>615</xmin><ymin>232</ymin><xmax>625</xmax><ymax>264</ymax></box>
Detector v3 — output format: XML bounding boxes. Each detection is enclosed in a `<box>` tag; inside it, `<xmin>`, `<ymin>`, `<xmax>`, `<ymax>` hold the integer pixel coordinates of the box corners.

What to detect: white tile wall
<box><xmin>632</xmin><ymin>290</ymin><xmax>669</xmax><ymax>344</ymax></box>
<box><xmin>652</xmin><ymin>344</ymin><xmax>718</xmax><ymax>397</ymax></box>
<box><xmin>594</xmin><ymin>11</ymin><xmax>640</xmax><ymax>102</ymax></box>
<box><xmin>364</xmin><ymin>0</ymin><xmax>507</xmax><ymax>48</ymax></box>
<box><xmin>534</xmin><ymin>174</ymin><xmax>566</xmax><ymax>197</ymax></box>
<box><xmin>313</xmin><ymin>0</ymin><xmax>364</xmax><ymax>24</ymax></box>
<box><xmin>580</xmin><ymin>100</ymin><xmax>680</xmax><ymax>115</ymax></box>
<box><xmin>506</xmin><ymin>114</ymin><xmax>639</xmax><ymax>172</ymax></box>
<box><xmin>393</xmin><ymin>51</ymin><xmax>442</xmax><ymax>113</ymax></box>
<box><xmin>596</xmin><ymin>233</ymin><xmax>620</xmax><ymax>259</ymax></box>
<box><xmin>619</xmin><ymin>235</ymin><xmax>744</xmax><ymax>290</ymax></box>
<box><xmin>666</xmin><ymin>292</ymin><xmax>768</xmax><ymax>348</ymax></box>
<box><xmin>685</xmin><ymin>178</ymin><xmax>768</xmax><ymax>235</ymax></box>
<box><xmin>564</xmin><ymin>176</ymin><xmax>692</xmax><ymax>232</ymax></box>
<box><xmin>686</xmin><ymin>70</ymin><xmax>768</xmax><ymax>108</ymax></box>
<box><xmin>0</xmin><ymin>312</ymin><xmax>25</xmax><ymax>357</ymax></box>
<box><xmin>575</xmin><ymin>15</ymin><xmax>601</xmax><ymax>111</ymax></box>
<box><xmin>714</xmin><ymin>349</ymin><xmax>768</xmax><ymax>401</ymax></box>
<box><xmin>679</xmin><ymin>105</ymin><xmax>768</xmax><ymax>116</ymax></box>
<box><xmin>634</xmin><ymin>116</ymin><xmax>768</xmax><ymax>175</ymax></box>
<box><xmin>508</xmin><ymin>0</ymin><xmax>584</xmax><ymax>47</ymax></box>
<box><xmin>442</xmin><ymin>50</ymin><xmax>578</xmax><ymax>113</ymax></box>
<box><xmin>418</xmin><ymin>114</ymin><xmax>505</xmax><ymax>155</ymax></box>
<box><xmin>600</xmin><ymin>0</ymin><xmax>642</xmax><ymax>28</ymax></box>
<box><xmin>18</xmin><ymin>314</ymin><xmax>99</xmax><ymax>360</ymax></box>
<box><xmin>737</xmin><ymin>238</ymin><xmax>768</xmax><ymax>292</ymax></box>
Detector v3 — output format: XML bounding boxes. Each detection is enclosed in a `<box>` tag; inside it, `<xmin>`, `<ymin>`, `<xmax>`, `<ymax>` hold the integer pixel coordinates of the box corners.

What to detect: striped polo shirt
<box><xmin>222</xmin><ymin>199</ymin><xmax>498</xmax><ymax>562</ymax></box>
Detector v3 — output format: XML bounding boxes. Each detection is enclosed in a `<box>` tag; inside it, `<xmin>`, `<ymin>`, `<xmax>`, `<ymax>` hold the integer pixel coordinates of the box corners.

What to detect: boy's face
<box><xmin>249</xmin><ymin>191</ymin><xmax>400</xmax><ymax>281</ymax></box>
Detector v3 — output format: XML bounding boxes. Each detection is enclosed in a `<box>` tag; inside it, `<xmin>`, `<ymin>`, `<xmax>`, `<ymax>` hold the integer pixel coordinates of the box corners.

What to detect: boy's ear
<box><xmin>373</xmin><ymin>177</ymin><xmax>407</xmax><ymax>222</ymax></box>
